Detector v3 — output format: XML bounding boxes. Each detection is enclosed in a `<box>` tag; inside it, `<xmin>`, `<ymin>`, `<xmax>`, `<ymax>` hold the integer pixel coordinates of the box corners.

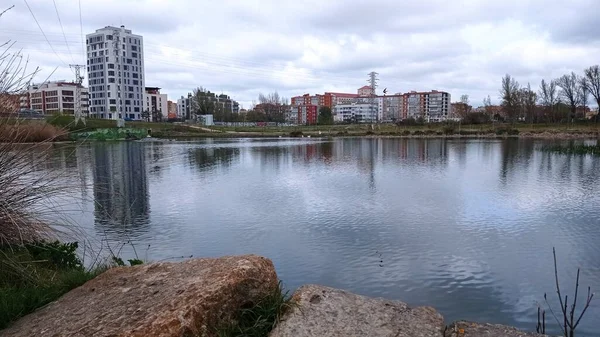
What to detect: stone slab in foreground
<box><xmin>268</xmin><ymin>284</ymin><xmax>445</xmax><ymax>337</ymax></box>
<box><xmin>0</xmin><ymin>255</ymin><xmax>278</xmax><ymax>337</ymax></box>
<box><xmin>444</xmin><ymin>321</ymin><xmax>549</xmax><ymax>337</ymax></box>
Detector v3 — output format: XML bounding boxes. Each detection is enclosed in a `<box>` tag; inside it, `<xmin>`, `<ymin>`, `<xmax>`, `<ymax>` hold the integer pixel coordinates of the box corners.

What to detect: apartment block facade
<box><xmin>143</xmin><ymin>87</ymin><xmax>168</xmax><ymax>120</ymax></box>
<box><xmin>402</xmin><ymin>90</ymin><xmax>450</xmax><ymax>122</ymax></box>
<box><xmin>86</xmin><ymin>25</ymin><xmax>145</xmax><ymax>120</ymax></box>
<box><xmin>20</xmin><ymin>81</ymin><xmax>88</xmax><ymax>115</ymax></box>
<box><xmin>334</xmin><ymin>102</ymin><xmax>378</xmax><ymax>123</ymax></box>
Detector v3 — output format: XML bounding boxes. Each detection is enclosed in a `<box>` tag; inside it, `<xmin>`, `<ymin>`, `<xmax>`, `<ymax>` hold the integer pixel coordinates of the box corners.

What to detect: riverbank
<box><xmin>3</xmin><ymin>117</ymin><xmax>600</xmax><ymax>142</ymax></box>
<box><xmin>0</xmin><ymin>255</ymin><xmax>552</xmax><ymax>337</ymax></box>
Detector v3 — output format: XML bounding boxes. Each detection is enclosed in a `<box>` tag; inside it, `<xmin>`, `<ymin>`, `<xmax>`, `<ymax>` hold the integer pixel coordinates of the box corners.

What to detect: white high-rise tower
<box><xmin>86</xmin><ymin>25</ymin><xmax>145</xmax><ymax>120</ymax></box>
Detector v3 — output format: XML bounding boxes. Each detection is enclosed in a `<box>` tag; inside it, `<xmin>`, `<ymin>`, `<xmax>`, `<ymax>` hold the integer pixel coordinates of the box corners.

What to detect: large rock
<box><xmin>0</xmin><ymin>255</ymin><xmax>278</xmax><ymax>337</ymax></box>
<box><xmin>269</xmin><ymin>284</ymin><xmax>445</xmax><ymax>337</ymax></box>
<box><xmin>444</xmin><ymin>321</ymin><xmax>549</xmax><ymax>337</ymax></box>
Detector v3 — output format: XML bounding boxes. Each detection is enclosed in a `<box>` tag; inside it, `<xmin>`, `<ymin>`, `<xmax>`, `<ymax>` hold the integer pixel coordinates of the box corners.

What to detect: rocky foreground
<box><xmin>0</xmin><ymin>255</ymin><xmax>548</xmax><ymax>337</ymax></box>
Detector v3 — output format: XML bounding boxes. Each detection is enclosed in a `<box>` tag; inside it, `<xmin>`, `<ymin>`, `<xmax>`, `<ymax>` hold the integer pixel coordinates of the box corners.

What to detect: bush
<box><xmin>365</xmin><ymin>130</ymin><xmax>375</xmax><ymax>135</ymax></box>
<box><xmin>507</xmin><ymin>128</ymin><xmax>520</xmax><ymax>135</ymax></box>
<box><xmin>401</xmin><ymin>130</ymin><xmax>411</xmax><ymax>136</ymax></box>
<box><xmin>442</xmin><ymin>125</ymin><xmax>457</xmax><ymax>135</ymax></box>
<box><xmin>412</xmin><ymin>130</ymin><xmax>425</xmax><ymax>136</ymax></box>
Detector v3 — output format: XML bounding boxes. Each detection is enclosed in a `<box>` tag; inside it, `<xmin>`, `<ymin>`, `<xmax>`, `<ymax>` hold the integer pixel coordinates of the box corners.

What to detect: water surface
<box><xmin>40</xmin><ymin>138</ymin><xmax>600</xmax><ymax>335</ymax></box>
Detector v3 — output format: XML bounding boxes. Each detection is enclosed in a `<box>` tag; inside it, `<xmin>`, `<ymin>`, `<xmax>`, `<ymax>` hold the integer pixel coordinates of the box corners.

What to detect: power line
<box><xmin>78</xmin><ymin>0</ymin><xmax>84</xmax><ymax>63</ymax></box>
<box><xmin>52</xmin><ymin>0</ymin><xmax>74</xmax><ymax>63</ymax></box>
<box><xmin>22</xmin><ymin>0</ymin><xmax>68</xmax><ymax>68</ymax></box>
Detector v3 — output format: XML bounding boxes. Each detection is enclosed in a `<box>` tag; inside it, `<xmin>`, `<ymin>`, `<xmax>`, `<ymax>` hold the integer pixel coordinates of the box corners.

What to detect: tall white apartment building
<box><xmin>86</xmin><ymin>25</ymin><xmax>145</xmax><ymax>120</ymax></box>
<box><xmin>20</xmin><ymin>81</ymin><xmax>88</xmax><ymax>115</ymax></box>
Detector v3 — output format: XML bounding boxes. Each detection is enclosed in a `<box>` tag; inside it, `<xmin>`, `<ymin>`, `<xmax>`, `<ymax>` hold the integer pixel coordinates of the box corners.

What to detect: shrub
<box><xmin>442</xmin><ymin>125</ymin><xmax>456</xmax><ymax>135</ymax></box>
<box><xmin>401</xmin><ymin>130</ymin><xmax>411</xmax><ymax>136</ymax></box>
<box><xmin>365</xmin><ymin>130</ymin><xmax>375</xmax><ymax>135</ymax></box>
<box><xmin>507</xmin><ymin>128</ymin><xmax>520</xmax><ymax>135</ymax></box>
<box><xmin>289</xmin><ymin>130</ymin><xmax>303</xmax><ymax>137</ymax></box>
<box><xmin>412</xmin><ymin>130</ymin><xmax>425</xmax><ymax>136</ymax></box>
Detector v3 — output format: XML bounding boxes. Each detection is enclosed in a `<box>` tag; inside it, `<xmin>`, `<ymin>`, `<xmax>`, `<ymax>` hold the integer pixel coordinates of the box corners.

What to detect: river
<box><xmin>37</xmin><ymin>138</ymin><xmax>600</xmax><ymax>335</ymax></box>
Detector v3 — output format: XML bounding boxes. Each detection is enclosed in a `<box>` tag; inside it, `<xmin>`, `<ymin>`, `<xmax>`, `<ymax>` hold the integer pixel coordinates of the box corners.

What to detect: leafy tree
<box><xmin>317</xmin><ymin>106</ymin><xmax>333</xmax><ymax>125</ymax></box>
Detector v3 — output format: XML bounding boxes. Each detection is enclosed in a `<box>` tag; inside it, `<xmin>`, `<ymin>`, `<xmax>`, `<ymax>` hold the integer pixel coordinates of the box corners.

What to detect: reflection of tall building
<box><xmin>92</xmin><ymin>142</ymin><xmax>149</xmax><ymax>233</ymax></box>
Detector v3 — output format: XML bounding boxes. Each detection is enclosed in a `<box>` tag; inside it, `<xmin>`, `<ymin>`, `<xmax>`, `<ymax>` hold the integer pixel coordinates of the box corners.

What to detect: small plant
<box><xmin>217</xmin><ymin>282</ymin><xmax>293</xmax><ymax>337</ymax></box>
<box><xmin>536</xmin><ymin>248</ymin><xmax>594</xmax><ymax>336</ymax></box>
<box><xmin>24</xmin><ymin>241</ymin><xmax>83</xmax><ymax>270</ymax></box>
<box><xmin>289</xmin><ymin>130</ymin><xmax>303</xmax><ymax>137</ymax></box>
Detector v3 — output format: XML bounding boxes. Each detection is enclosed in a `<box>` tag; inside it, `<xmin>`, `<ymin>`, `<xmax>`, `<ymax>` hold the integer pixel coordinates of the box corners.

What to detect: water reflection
<box><xmin>32</xmin><ymin>138</ymin><xmax>600</xmax><ymax>335</ymax></box>
<box><xmin>91</xmin><ymin>142</ymin><xmax>150</xmax><ymax>237</ymax></box>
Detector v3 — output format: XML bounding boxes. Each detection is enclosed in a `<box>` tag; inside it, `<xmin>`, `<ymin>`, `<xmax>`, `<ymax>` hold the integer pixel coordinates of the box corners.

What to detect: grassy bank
<box><xmin>540</xmin><ymin>144</ymin><xmax>600</xmax><ymax>155</ymax></box>
<box><xmin>0</xmin><ymin>241</ymin><xmax>103</xmax><ymax>329</ymax></box>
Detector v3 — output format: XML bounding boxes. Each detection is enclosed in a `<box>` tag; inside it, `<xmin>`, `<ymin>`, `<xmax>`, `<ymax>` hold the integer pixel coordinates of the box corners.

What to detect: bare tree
<box><xmin>500</xmin><ymin>74</ymin><xmax>521</xmax><ymax>123</ymax></box>
<box><xmin>520</xmin><ymin>83</ymin><xmax>537</xmax><ymax>123</ymax></box>
<box><xmin>577</xmin><ymin>77</ymin><xmax>589</xmax><ymax>119</ymax></box>
<box><xmin>191</xmin><ymin>87</ymin><xmax>215</xmax><ymax>117</ymax></box>
<box><xmin>557</xmin><ymin>72</ymin><xmax>580</xmax><ymax>122</ymax></box>
<box><xmin>538</xmin><ymin>79</ymin><xmax>560</xmax><ymax>123</ymax></box>
<box><xmin>583</xmin><ymin>65</ymin><xmax>600</xmax><ymax>118</ymax></box>
<box><xmin>256</xmin><ymin>92</ymin><xmax>286</xmax><ymax>123</ymax></box>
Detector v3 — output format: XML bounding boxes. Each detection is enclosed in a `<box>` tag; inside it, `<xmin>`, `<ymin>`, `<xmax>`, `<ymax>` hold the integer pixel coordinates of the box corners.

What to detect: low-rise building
<box><xmin>334</xmin><ymin>102</ymin><xmax>378</xmax><ymax>123</ymax></box>
<box><xmin>143</xmin><ymin>87</ymin><xmax>168</xmax><ymax>121</ymax></box>
<box><xmin>167</xmin><ymin>100</ymin><xmax>177</xmax><ymax>119</ymax></box>
<box><xmin>20</xmin><ymin>81</ymin><xmax>88</xmax><ymax>115</ymax></box>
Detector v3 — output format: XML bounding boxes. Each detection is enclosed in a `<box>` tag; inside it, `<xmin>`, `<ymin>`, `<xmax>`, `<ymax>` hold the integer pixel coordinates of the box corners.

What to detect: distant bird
<box><xmin>383</xmin><ymin>88</ymin><xmax>388</xmax><ymax>95</ymax></box>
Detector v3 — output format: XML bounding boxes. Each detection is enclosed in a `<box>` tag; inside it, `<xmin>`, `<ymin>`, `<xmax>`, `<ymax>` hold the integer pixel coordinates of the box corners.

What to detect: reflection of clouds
<box><xmin>32</xmin><ymin>138</ymin><xmax>600</xmax><ymax>336</ymax></box>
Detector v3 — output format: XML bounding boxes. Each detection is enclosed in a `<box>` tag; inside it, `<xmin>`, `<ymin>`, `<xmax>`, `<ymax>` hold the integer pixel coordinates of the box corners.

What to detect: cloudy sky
<box><xmin>1</xmin><ymin>0</ymin><xmax>598</xmax><ymax>108</ymax></box>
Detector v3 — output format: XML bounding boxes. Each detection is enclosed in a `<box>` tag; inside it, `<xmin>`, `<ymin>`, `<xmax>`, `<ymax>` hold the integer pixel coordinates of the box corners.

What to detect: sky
<box><xmin>1</xmin><ymin>0</ymin><xmax>599</xmax><ymax>109</ymax></box>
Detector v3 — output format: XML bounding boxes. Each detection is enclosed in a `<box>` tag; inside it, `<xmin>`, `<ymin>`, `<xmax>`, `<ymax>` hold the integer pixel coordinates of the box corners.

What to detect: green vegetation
<box><xmin>216</xmin><ymin>282</ymin><xmax>293</xmax><ymax>337</ymax></box>
<box><xmin>317</xmin><ymin>106</ymin><xmax>333</xmax><ymax>125</ymax></box>
<box><xmin>0</xmin><ymin>241</ymin><xmax>103</xmax><ymax>329</ymax></box>
<box><xmin>540</xmin><ymin>144</ymin><xmax>600</xmax><ymax>156</ymax></box>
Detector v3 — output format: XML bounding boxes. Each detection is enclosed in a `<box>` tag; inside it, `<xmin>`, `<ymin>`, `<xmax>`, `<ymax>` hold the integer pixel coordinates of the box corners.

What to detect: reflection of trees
<box><xmin>187</xmin><ymin>146</ymin><xmax>240</xmax><ymax>173</ymax></box>
<box><xmin>92</xmin><ymin>142</ymin><xmax>150</xmax><ymax>236</ymax></box>
<box><xmin>146</xmin><ymin>142</ymin><xmax>165</xmax><ymax>178</ymax></box>
<box><xmin>499</xmin><ymin>139</ymin><xmax>535</xmax><ymax>184</ymax></box>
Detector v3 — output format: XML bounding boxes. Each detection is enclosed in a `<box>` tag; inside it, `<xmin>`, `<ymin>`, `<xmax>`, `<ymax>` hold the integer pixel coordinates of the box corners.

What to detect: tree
<box><xmin>557</xmin><ymin>72</ymin><xmax>580</xmax><ymax>122</ymax></box>
<box><xmin>500</xmin><ymin>74</ymin><xmax>521</xmax><ymax>123</ymax></box>
<box><xmin>577</xmin><ymin>77</ymin><xmax>589</xmax><ymax>119</ymax></box>
<box><xmin>538</xmin><ymin>79</ymin><xmax>560</xmax><ymax>123</ymax></box>
<box><xmin>317</xmin><ymin>106</ymin><xmax>333</xmax><ymax>125</ymax></box>
<box><xmin>141</xmin><ymin>109</ymin><xmax>151</xmax><ymax>122</ymax></box>
<box><xmin>520</xmin><ymin>83</ymin><xmax>537</xmax><ymax>123</ymax></box>
<box><xmin>191</xmin><ymin>87</ymin><xmax>215</xmax><ymax>117</ymax></box>
<box><xmin>483</xmin><ymin>95</ymin><xmax>494</xmax><ymax>117</ymax></box>
<box><xmin>583</xmin><ymin>65</ymin><xmax>600</xmax><ymax>117</ymax></box>
<box><xmin>256</xmin><ymin>92</ymin><xmax>288</xmax><ymax>123</ymax></box>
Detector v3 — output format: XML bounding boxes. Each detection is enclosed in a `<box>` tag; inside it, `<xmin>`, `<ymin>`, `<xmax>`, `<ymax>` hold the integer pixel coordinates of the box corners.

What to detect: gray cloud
<box><xmin>1</xmin><ymin>0</ymin><xmax>599</xmax><ymax>108</ymax></box>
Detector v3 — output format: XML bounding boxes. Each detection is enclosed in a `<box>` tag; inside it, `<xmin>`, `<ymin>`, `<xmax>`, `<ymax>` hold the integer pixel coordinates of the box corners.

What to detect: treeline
<box><xmin>499</xmin><ymin>65</ymin><xmax>600</xmax><ymax>123</ymax></box>
<box><xmin>190</xmin><ymin>88</ymin><xmax>291</xmax><ymax>123</ymax></box>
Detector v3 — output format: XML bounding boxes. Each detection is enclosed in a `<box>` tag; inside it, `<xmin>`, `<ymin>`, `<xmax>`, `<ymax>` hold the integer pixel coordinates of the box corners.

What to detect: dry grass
<box><xmin>0</xmin><ymin>120</ymin><xmax>67</xmax><ymax>143</ymax></box>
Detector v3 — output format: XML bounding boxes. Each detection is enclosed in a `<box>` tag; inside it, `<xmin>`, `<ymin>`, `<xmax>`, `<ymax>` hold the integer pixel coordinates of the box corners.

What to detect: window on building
<box><xmin>108</xmin><ymin>78</ymin><xmax>115</xmax><ymax>83</ymax></box>
<box><xmin>108</xmin><ymin>63</ymin><xmax>114</xmax><ymax>69</ymax></box>
<box><xmin>108</xmin><ymin>70</ymin><xmax>115</xmax><ymax>76</ymax></box>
